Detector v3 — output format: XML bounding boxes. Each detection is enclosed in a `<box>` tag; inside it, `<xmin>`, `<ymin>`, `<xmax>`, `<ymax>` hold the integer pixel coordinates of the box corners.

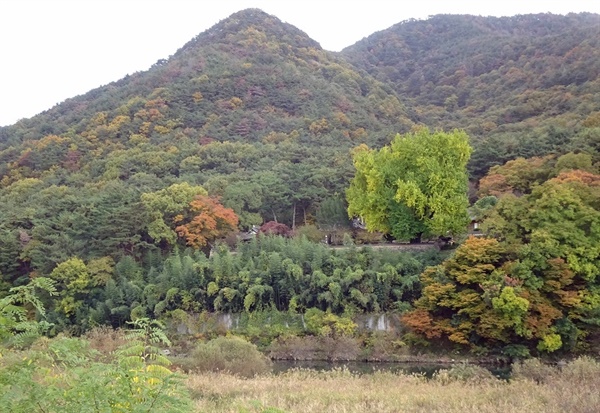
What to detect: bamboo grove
<box><xmin>42</xmin><ymin>235</ymin><xmax>442</xmax><ymax>333</ymax></box>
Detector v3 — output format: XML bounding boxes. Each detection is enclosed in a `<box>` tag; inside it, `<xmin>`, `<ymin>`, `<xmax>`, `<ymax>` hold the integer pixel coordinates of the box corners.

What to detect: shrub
<box><xmin>327</xmin><ymin>230</ymin><xmax>353</xmax><ymax>245</ymax></box>
<box><xmin>434</xmin><ymin>363</ymin><xmax>497</xmax><ymax>384</ymax></box>
<box><xmin>511</xmin><ymin>358</ymin><xmax>557</xmax><ymax>384</ymax></box>
<box><xmin>304</xmin><ymin>308</ymin><xmax>357</xmax><ymax>337</ymax></box>
<box><xmin>362</xmin><ymin>331</ymin><xmax>409</xmax><ymax>361</ymax></box>
<box><xmin>293</xmin><ymin>224</ymin><xmax>324</xmax><ymax>243</ymax></box>
<box><xmin>188</xmin><ymin>336</ymin><xmax>272</xmax><ymax>377</ymax></box>
<box><xmin>353</xmin><ymin>230</ymin><xmax>385</xmax><ymax>244</ymax></box>
<box><xmin>501</xmin><ymin>344</ymin><xmax>530</xmax><ymax>360</ymax></box>
<box><xmin>260</xmin><ymin>221</ymin><xmax>292</xmax><ymax>237</ymax></box>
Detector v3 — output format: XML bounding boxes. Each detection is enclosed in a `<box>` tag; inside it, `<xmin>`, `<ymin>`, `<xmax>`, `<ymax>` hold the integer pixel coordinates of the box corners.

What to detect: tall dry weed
<box><xmin>82</xmin><ymin>326</ymin><xmax>128</xmax><ymax>361</ymax></box>
<box><xmin>186</xmin><ymin>358</ymin><xmax>600</xmax><ymax>413</ymax></box>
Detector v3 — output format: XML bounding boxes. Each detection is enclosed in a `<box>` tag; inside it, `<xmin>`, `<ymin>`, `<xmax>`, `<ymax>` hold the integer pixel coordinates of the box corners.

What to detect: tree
<box><xmin>469</xmin><ymin>195</ymin><xmax>498</xmax><ymax>221</ymax></box>
<box><xmin>175</xmin><ymin>195</ymin><xmax>238</xmax><ymax>251</ymax></box>
<box><xmin>477</xmin><ymin>156</ymin><xmax>554</xmax><ymax>197</ymax></box>
<box><xmin>346</xmin><ymin>129</ymin><xmax>472</xmax><ymax>242</ymax></box>
<box><xmin>406</xmin><ymin>168</ymin><xmax>600</xmax><ymax>354</ymax></box>
<box><xmin>316</xmin><ymin>196</ymin><xmax>351</xmax><ymax>231</ymax></box>
<box><xmin>141</xmin><ymin>182</ymin><xmax>208</xmax><ymax>247</ymax></box>
<box><xmin>403</xmin><ymin>236</ymin><xmax>533</xmax><ymax>351</ymax></box>
<box><xmin>251</xmin><ymin>171</ymin><xmax>292</xmax><ymax>224</ymax></box>
<box><xmin>555</xmin><ymin>152</ymin><xmax>596</xmax><ymax>174</ymax></box>
<box><xmin>49</xmin><ymin>257</ymin><xmax>92</xmax><ymax>317</ymax></box>
<box><xmin>222</xmin><ymin>181</ymin><xmax>264</xmax><ymax>230</ymax></box>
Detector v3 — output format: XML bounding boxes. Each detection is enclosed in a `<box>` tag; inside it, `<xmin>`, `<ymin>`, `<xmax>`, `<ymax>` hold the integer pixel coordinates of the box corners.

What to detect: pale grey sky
<box><xmin>1</xmin><ymin>0</ymin><xmax>599</xmax><ymax>126</ymax></box>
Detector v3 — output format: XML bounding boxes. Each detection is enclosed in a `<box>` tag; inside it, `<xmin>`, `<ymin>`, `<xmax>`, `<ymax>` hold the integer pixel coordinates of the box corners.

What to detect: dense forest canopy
<box><xmin>0</xmin><ymin>9</ymin><xmax>599</xmax><ymax>356</ymax></box>
<box><xmin>342</xmin><ymin>13</ymin><xmax>600</xmax><ymax>177</ymax></box>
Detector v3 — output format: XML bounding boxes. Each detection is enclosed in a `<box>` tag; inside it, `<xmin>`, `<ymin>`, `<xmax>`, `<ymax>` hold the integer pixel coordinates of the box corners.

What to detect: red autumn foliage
<box><xmin>259</xmin><ymin>221</ymin><xmax>292</xmax><ymax>237</ymax></box>
<box><xmin>175</xmin><ymin>196</ymin><xmax>238</xmax><ymax>249</ymax></box>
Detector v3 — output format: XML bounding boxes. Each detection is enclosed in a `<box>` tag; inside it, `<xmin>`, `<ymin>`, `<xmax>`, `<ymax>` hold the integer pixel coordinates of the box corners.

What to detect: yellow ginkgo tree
<box><xmin>347</xmin><ymin>128</ymin><xmax>472</xmax><ymax>242</ymax></box>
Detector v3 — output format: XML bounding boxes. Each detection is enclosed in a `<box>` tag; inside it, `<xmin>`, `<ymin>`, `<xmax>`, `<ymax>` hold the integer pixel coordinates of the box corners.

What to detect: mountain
<box><xmin>0</xmin><ymin>9</ymin><xmax>413</xmax><ymax>280</ymax></box>
<box><xmin>1</xmin><ymin>9</ymin><xmax>599</xmax><ymax>282</ymax></box>
<box><xmin>0</xmin><ymin>8</ymin><xmax>414</xmax><ymax>206</ymax></box>
<box><xmin>1</xmin><ymin>9</ymin><xmax>410</xmax><ymax>146</ymax></box>
<box><xmin>342</xmin><ymin>13</ymin><xmax>600</xmax><ymax>177</ymax></box>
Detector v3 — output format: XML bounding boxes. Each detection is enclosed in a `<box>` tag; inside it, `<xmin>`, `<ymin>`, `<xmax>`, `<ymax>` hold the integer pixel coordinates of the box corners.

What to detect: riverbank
<box><xmin>187</xmin><ymin>357</ymin><xmax>600</xmax><ymax>413</ymax></box>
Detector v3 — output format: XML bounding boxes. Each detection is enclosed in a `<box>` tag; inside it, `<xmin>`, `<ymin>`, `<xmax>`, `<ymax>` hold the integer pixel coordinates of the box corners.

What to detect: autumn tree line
<box><xmin>1</xmin><ymin>124</ymin><xmax>598</xmax><ymax>358</ymax></box>
<box><xmin>1</xmin><ymin>10</ymin><xmax>600</xmax><ymax>358</ymax></box>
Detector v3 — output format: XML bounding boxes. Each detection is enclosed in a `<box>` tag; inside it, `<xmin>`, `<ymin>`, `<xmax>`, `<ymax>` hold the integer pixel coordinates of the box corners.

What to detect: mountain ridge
<box><xmin>341</xmin><ymin>12</ymin><xmax>600</xmax><ymax>175</ymax></box>
<box><xmin>1</xmin><ymin>8</ymin><xmax>410</xmax><ymax>146</ymax></box>
<box><xmin>2</xmin><ymin>10</ymin><xmax>598</xmax><ymax>136</ymax></box>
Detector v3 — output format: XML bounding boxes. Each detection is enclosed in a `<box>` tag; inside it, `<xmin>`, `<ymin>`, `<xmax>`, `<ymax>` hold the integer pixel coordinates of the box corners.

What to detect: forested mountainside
<box><xmin>342</xmin><ymin>13</ymin><xmax>600</xmax><ymax>177</ymax></box>
<box><xmin>2</xmin><ymin>9</ymin><xmax>410</xmax><ymax>147</ymax></box>
<box><xmin>0</xmin><ymin>9</ymin><xmax>412</xmax><ymax>277</ymax></box>
<box><xmin>0</xmin><ymin>8</ymin><xmax>598</xmax><ymax>278</ymax></box>
<box><xmin>1</xmin><ymin>9</ymin><xmax>600</xmax><ymax>354</ymax></box>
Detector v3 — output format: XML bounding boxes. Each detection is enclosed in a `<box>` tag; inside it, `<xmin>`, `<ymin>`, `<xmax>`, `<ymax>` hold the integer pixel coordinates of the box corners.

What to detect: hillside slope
<box><xmin>1</xmin><ymin>10</ymin><xmax>599</xmax><ymax>282</ymax></box>
<box><xmin>0</xmin><ymin>9</ymin><xmax>414</xmax><ymax>282</ymax></box>
<box><xmin>342</xmin><ymin>13</ymin><xmax>600</xmax><ymax>176</ymax></box>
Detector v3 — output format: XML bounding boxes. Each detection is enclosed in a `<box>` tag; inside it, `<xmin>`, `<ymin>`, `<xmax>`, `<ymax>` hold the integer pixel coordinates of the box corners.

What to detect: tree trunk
<box><xmin>292</xmin><ymin>202</ymin><xmax>296</xmax><ymax>229</ymax></box>
<box><xmin>303</xmin><ymin>205</ymin><xmax>307</xmax><ymax>226</ymax></box>
<box><xmin>410</xmin><ymin>232</ymin><xmax>423</xmax><ymax>244</ymax></box>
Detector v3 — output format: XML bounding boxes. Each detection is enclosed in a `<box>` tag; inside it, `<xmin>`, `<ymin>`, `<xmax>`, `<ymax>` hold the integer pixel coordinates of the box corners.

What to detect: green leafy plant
<box><xmin>0</xmin><ymin>288</ymin><xmax>191</xmax><ymax>412</ymax></box>
<box><xmin>0</xmin><ymin>277</ymin><xmax>56</xmax><ymax>350</ymax></box>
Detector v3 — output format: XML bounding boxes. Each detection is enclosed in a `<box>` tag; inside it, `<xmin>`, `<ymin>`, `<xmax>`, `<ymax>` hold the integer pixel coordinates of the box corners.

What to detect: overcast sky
<box><xmin>1</xmin><ymin>0</ymin><xmax>599</xmax><ymax>127</ymax></box>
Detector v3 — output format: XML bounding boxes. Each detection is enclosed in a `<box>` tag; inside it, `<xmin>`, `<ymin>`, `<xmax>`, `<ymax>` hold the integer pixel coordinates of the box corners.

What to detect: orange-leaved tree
<box><xmin>404</xmin><ymin>167</ymin><xmax>600</xmax><ymax>356</ymax></box>
<box><xmin>402</xmin><ymin>236</ymin><xmax>525</xmax><ymax>350</ymax></box>
<box><xmin>175</xmin><ymin>196</ymin><xmax>238</xmax><ymax>251</ymax></box>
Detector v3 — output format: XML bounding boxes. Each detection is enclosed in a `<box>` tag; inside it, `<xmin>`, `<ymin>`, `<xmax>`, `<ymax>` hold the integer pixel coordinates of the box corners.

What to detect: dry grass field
<box><xmin>186</xmin><ymin>358</ymin><xmax>600</xmax><ymax>413</ymax></box>
<box><xmin>83</xmin><ymin>327</ymin><xmax>600</xmax><ymax>412</ymax></box>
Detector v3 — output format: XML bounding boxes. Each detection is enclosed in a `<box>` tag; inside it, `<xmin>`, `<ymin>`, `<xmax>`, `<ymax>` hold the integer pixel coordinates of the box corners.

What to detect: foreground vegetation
<box><xmin>5</xmin><ymin>319</ymin><xmax>600</xmax><ymax>413</ymax></box>
<box><xmin>2</xmin><ymin>282</ymin><xmax>599</xmax><ymax>412</ymax></box>
<box><xmin>188</xmin><ymin>358</ymin><xmax>600</xmax><ymax>413</ymax></box>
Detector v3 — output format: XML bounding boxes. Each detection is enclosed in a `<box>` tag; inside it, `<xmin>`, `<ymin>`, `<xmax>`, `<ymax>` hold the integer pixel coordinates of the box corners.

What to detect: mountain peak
<box><xmin>227</xmin><ymin>8</ymin><xmax>273</xmax><ymax>20</ymax></box>
<box><xmin>175</xmin><ymin>8</ymin><xmax>320</xmax><ymax>57</ymax></box>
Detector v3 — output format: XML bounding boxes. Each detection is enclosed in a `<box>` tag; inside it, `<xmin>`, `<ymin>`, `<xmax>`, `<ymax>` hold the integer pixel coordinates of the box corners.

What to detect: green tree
<box><xmin>0</xmin><ymin>277</ymin><xmax>56</xmax><ymax>350</ymax></box>
<box><xmin>49</xmin><ymin>257</ymin><xmax>92</xmax><ymax>317</ymax></box>
<box><xmin>141</xmin><ymin>182</ymin><xmax>208</xmax><ymax>247</ymax></box>
<box><xmin>222</xmin><ymin>181</ymin><xmax>264</xmax><ymax>230</ymax></box>
<box><xmin>347</xmin><ymin>129</ymin><xmax>472</xmax><ymax>241</ymax></box>
<box><xmin>316</xmin><ymin>196</ymin><xmax>351</xmax><ymax>231</ymax></box>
